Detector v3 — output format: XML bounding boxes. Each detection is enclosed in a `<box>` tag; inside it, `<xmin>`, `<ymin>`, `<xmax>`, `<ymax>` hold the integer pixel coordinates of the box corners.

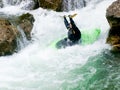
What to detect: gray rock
<box><xmin>38</xmin><ymin>0</ymin><xmax>62</xmax><ymax>11</ymax></box>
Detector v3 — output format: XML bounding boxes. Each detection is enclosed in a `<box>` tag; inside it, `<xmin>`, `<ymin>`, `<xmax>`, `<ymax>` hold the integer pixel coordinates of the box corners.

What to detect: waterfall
<box><xmin>62</xmin><ymin>0</ymin><xmax>106</xmax><ymax>11</ymax></box>
<box><xmin>62</xmin><ymin>0</ymin><xmax>86</xmax><ymax>11</ymax></box>
<box><xmin>62</xmin><ymin>0</ymin><xmax>95</xmax><ymax>11</ymax></box>
<box><xmin>2</xmin><ymin>0</ymin><xmax>22</xmax><ymax>6</ymax></box>
<box><xmin>16</xmin><ymin>26</ymin><xmax>30</xmax><ymax>50</ymax></box>
<box><xmin>1</xmin><ymin>0</ymin><xmax>35</xmax><ymax>10</ymax></box>
<box><xmin>0</xmin><ymin>0</ymin><xmax>3</xmax><ymax>8</ymax></box>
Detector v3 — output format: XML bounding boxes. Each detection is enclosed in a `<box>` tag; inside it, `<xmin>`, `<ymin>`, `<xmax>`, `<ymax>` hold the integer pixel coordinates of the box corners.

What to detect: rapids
<box><xmin>0</xmin><ymin>0</ymin><xmax>119</xmax><ymax>90</ymax></box>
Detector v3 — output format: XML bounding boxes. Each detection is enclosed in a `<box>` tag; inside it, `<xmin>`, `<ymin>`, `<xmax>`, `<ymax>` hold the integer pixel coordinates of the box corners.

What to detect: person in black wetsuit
<box><xmin>56</xmin><ymin>15</ymin><xmax>81</xmax><ymax>48</ymax></box>
<box><xmin>63</xmin><ymin>15</ymin><xmax>81</xmax><ymax>45</ymax></box>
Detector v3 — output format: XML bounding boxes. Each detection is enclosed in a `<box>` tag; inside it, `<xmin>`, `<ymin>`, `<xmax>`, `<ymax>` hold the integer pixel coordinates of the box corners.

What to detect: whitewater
<box><xmin>0</xmin><ymin>0</ymin><xmax>119</xmax><ymax>90</ymax></box>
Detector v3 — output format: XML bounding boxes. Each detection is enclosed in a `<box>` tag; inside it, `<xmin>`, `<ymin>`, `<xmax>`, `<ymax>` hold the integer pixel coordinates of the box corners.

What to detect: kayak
<box><xmin>50</xmin><ymin>28</ymin><xmax>101</xmax><ymax>49</ymax></box>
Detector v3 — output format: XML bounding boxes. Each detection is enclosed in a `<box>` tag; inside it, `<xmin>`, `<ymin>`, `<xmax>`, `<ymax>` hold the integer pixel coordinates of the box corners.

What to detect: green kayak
<box><xmin>50</xmin><ymin>28</ymin><xmax>101</xmax><ymax>49</ymax></box>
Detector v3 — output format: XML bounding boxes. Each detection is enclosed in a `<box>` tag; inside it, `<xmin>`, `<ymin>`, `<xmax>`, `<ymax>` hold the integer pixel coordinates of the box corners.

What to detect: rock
<box><xmin>0</xmin><ymin>18</ymin><xmax>19</xmax><ymax>56</ymax></box>
<box><xmin>106</xmin><ymin>0</ymin><xmax>120</xmax><ymax>52</ymax></box>
<box><xmin>37</xmin><ymin>0</ymin><xmax>87</xmax><ymax>11</ymax></box>
<box><xmin>106</xmin><ymin>0</ymin><xmax>120</xmax><ymax>18</ymax></box>
<box><xmin>38</xmin><ymin>0</ymin><xmax>62</xmax><ymax>11</ymax></box>
<box><xmin>0</xmin><ymin>12</ymin><xmax>34</xmax><ymax>56</ymax></box>
<box><xmin>18</xmin><ymin>13</ymin><xmax>34</xmax><ymax>40</ymax></box>
<box><xmin>5</xmin><ymin>0</ymin><xmax>22</xmax><ymax>5</ymax></box>
<box><xmin>0</xmin><ymin>13</ymin><xmax>34</xmax><ymax>56</ymax></box>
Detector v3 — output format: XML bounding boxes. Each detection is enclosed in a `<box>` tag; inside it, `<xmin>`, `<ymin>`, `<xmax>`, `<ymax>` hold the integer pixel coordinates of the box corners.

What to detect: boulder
<box><xmin>18</xmin><ymin>13</ymin><xmax>34</xmax><ymax>40</ymax></box>
<box><xmin>106</xmin><ymin>0</ymin><xmax>120</xmax><ymax>52</ymax></box>
<box><xmin>0</xmin><ymin>19</ymin><xmax>19</xmax><ymax>56</ymax></box>
<box><xmin>38</xmin><ymin>0</ymin><xmax>62</xmax><ymax>11</ymax></box>
<box><xmin>0</xmin><ymin>13</ymin><xmax>34</xmax><ymax>56</ymax></box>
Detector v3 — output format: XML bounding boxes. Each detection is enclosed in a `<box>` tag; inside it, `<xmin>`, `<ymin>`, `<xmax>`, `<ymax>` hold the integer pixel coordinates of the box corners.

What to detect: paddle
<box><xmin>60</xmin><ymin>13</ymin><xmax>77</xmax><ymax>18</ymax></box>
<box><xmin>69</xmin><ymin>13</ymin><xmax>77</xmax><ymax>18</ymax></box>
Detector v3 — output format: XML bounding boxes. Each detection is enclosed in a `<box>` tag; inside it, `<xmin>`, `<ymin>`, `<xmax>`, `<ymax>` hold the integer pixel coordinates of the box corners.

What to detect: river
<box><xmin>0</xmin><ymin>0</ymin><xmax>119</xmax><ymax>90</ymax></box>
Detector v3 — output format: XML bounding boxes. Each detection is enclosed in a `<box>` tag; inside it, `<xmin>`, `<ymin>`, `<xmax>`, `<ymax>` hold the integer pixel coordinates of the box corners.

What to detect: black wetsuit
<box><xmin>64</xmin><ymin>16</ymin><xmax>81</xmax><ymax>44</ymax></box>
<box><xmin>56</xmin><ymin>16</ymin><xmax>81</xmax><ymax>49</ymax></box>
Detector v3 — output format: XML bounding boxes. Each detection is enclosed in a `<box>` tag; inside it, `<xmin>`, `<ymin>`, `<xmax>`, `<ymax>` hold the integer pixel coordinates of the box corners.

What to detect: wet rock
<box><xmin>106</xmin><ymin>0</ymin><xmax>120</xmax><ymax>52</ymax></box>
<box><xmin>18</xmin><ymin>13</ymin><xmax>34</xmax><ymax>40</ymax></box>
<box><xmin>0</xmin><ymin>19</ymin><xmax>19</xmax><ymax>56</ymax></box>
<box><xmin>37</xmin><ymin>0</ymin><xmax>87</xmax><ymax>12</ymax></box>
<box><xmin>38</xmin><ymin>0</ymin><xmax>62</xmax><ymax>11</ymax></box>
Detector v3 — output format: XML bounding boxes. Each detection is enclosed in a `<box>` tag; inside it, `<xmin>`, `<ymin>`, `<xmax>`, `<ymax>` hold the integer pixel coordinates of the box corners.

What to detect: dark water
<box><xmin>61</xmin><ymin>50</ymin><xmax>120</xmax><ymax>90</ymax></box>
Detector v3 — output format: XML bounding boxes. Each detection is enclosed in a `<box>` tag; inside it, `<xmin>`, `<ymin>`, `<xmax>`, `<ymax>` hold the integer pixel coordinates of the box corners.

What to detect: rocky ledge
<box><xmin>106</xmin><ymin>0</ymin><xmax>120</xmax><ymax>52</ymax></box>
<box><xmin>0</xmin><ymin>13</ymin><xmax>34</xmax><ymax>56</ymax></box>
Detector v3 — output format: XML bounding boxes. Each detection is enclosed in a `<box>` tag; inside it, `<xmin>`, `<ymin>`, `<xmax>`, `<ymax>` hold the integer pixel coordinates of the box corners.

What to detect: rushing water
<box><xmin>62</xmin><ymin>0</ymin><xmax>86</xmax><ymax>11</ymax></box>
<box><xmin>1</xmin><ymin>0</ymin><xmax>35</xmax><ymax>10</ymax></box>
<box><xmin>0</xmin><ymin>0</ymin><xmax>119</xmax><ymax>90</ymax></box>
